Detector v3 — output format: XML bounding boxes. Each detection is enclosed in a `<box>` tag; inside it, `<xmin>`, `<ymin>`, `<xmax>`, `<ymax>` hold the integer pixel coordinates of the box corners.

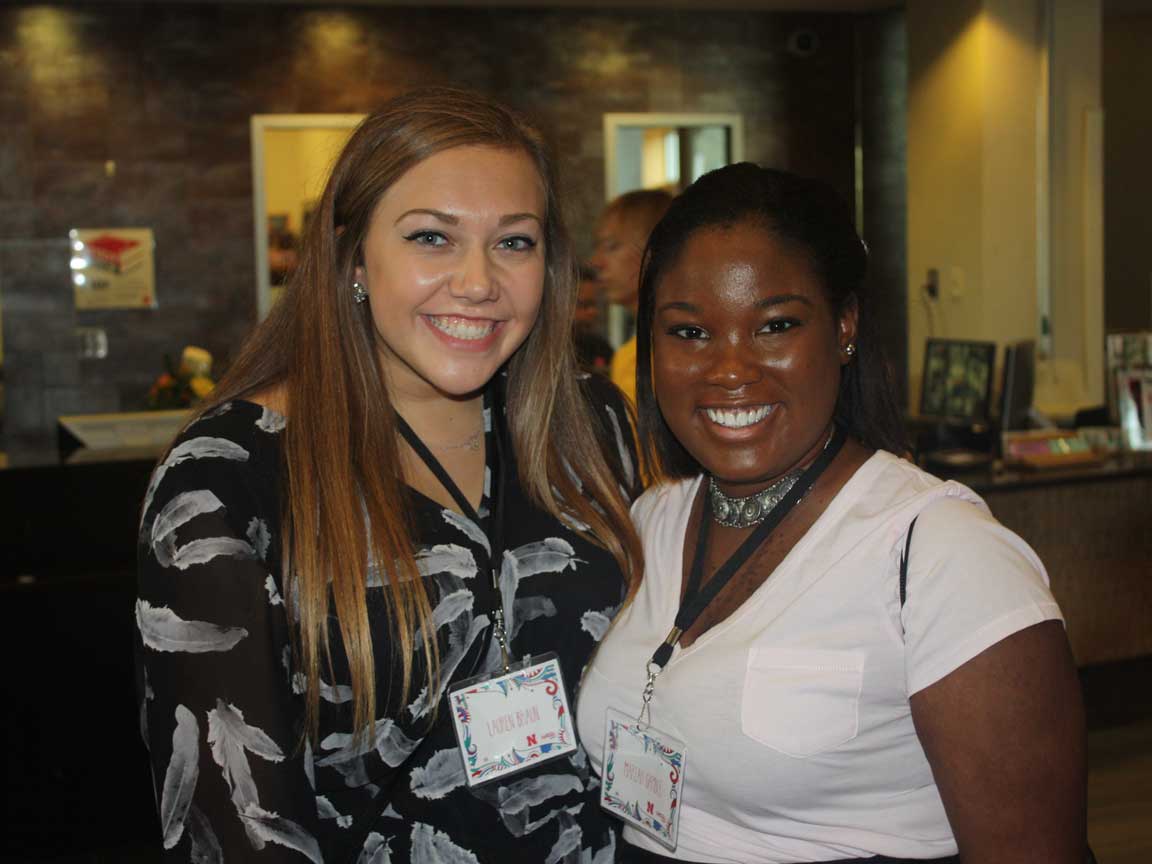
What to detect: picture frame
<box><xmin>1115</xmin><ymin>368</ymin><xmax>1152</xmax><ymax>451</ymax></box>
<box><xmin>920</xmin><ymin>339</ymin><xmax>997</xmax><ymax>422</ymax></box>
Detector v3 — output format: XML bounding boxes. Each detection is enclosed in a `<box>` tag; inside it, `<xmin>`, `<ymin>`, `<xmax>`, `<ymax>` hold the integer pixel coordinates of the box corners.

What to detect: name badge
<box><xmin>600</xmin><ymin>708</ymin><xmax>687</xmax><ymax>851</ymax></box>
<box><xmin>448</xmin><ymin>653</ymin><xmax>577</xmax><ymax>787</ymax></box>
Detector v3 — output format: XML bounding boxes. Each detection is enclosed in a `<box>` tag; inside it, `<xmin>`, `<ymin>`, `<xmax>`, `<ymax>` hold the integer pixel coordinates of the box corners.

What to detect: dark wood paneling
<box><xmin>983</xmin><ymin>475</ymin><xmax>1152</xmax><ymax>666</ymax></box>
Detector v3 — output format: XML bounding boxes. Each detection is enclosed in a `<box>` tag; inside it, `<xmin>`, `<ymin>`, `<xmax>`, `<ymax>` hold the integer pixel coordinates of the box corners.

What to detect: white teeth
<box><xmin>704</xmin><ymin>406</ymin><xmax>771</xmax><ymax>429</ymax></box>
<box><xmin>427</xmin><ymin>316</ymin><xmax>495</xmax><ymax>341</ymax></box>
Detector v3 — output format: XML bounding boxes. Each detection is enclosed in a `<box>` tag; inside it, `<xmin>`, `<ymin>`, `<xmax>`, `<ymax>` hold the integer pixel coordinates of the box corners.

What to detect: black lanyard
<box><xmin>394</xmin><ymin>386</ymin><xmax>512</xmax><ymax>669</ymax></box>
<box><xmin>647</xmin><ymin>425</ymin><xmax>847</xmax><ymax>673</ymax></box>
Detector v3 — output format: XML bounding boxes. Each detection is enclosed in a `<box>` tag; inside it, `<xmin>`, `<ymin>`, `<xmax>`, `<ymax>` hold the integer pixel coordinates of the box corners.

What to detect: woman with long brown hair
<box><xmin>136</xmin><ymin>88</ymin><xmax>642</xmax><ymax>862</ymax></box>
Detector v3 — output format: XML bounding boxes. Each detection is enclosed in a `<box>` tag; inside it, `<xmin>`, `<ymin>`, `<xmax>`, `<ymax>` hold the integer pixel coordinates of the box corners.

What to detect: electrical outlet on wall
<box><xmin>948</xmin><ymin>265</ymin><xmax>966</xmax><ymax>301</ymax></box>
<box><xmin>76</xmin><ymin>326</ymin><xmax>108</xmax><ymax>359</ymax></box>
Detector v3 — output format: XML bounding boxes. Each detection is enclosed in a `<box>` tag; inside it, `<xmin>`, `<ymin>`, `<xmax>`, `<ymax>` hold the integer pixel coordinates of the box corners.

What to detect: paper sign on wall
<box><xmin>70</xmin><ymin>228</ymin><xmax>157</xmax><ymax>310</ymax></box>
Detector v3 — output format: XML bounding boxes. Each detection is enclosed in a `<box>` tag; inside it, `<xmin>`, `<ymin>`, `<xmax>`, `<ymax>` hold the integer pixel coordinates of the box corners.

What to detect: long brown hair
<box><xmin>201</xmin><ymin>88</ymin><xmax>642</xmax><ymax>739</ymax></box>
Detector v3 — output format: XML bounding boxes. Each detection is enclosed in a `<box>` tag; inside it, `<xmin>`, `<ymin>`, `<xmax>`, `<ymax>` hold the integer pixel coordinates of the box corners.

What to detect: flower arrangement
<box><xmin>147</xmin><ymin>345</ymin><xmax>215</xmax><ymax>409</ymax></box>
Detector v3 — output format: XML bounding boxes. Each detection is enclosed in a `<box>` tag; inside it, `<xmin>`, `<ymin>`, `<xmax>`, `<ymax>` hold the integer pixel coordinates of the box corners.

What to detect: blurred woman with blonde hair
<box><xmin>590</xmin><ymin>188</ymin><xmax>674</xmax><ymax>404</ymax></box>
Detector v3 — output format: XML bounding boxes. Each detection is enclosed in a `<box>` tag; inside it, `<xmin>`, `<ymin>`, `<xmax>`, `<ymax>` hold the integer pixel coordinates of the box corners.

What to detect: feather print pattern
<box><xmin>440</xmin><ymin>509</ymin><xmax>490</xmax><ymax>553</ymax></box>
<box><xmin>151</xmin><ymin>489</ymin><xmax>256</xmax><ymax>571</ymax></box>
<box><xmin>248</xmin><ymin>517</ymin><xmax>272</xmax><ymax>560</ymax></box>
<box><xmin>416</xmin><ymin>545</ymin><xmax>480</xmax><ymax>580</ymax></box>
<box><xmin>240</xmin><ymin>803</ymin><xmax>323</xmax><ymax>862</ymax></box>
<box><xmin>139</xmin><ymin>436</ymin><xmax>249</xmax><ymax>539</ymax></box>
<box><xmin>545</xmin><ymin>820</ymin><xmax>583</xmax><ymax>864</ymax></box>
<box><xmin>579</xmin><ymin>604</ymin><xmax>621</xmax><ymax>643</ymax></box>
<box><xmin>316</xmin><ymin>795</ymin><xmax>353</xmax><ymax>828</ymax></box>
<box><xmin>136</xmin><ymin>387</ymin><xmax>634</xmax><ymax>861</ymax></box>
<box><xmin>409</xmin><ymin>748</ymin><xmax>467</xmax><ymax>800</ymax></box>
<box><xmin>136</xmin><ymin>600</ymin><xmax>247</xmax><ymax>654</ymax></box>
<box><xmin>264</xmin><ymin>574</ymin><xmax>284</xmax><ymax>606</ymax></box>
<box><xmin>186</xmin><ymin>804</ymin><xmax>223</xmax><ymax>864</ymax></box>
<box><xmin>319</xmin><ymin>717</ymin><xmax>419</xmax><ymax>770</ymax></box>
<box><xmin>496</xmin><ymin>539</ymin><xmax>579</xmax><ymax>654</ymax></box>
<box><xmin>159</xmin><ymin>705</ymin><xmax>200</xmax><ymax>849</ymax></box>
<box><xmin>603</xmin><ymin>405</ymin><xmax>636</xmax><ymax>492</ymax></box>
<box><xmin>256</xmin><ymin>406</ymin><xmax>287</xmax><ymax>433</ymax></box>
<box><xmin>411</xmin><ymin>822</ymin><xmax>480</xmax><ymax>864</ymax></box>
<box><xmin>207</xmin><ymin>699</ymin><xmax>285</xmax><ymax>822</ymax></box>
<box><xmin>357</xmin><ymin>832</ymin><xmax>393</xmax><ymax>864</ymax></box>
<box><xmin>406</xmin><ymin>613</ymin><xmax>490</xmax><ymax>721</ymax></box>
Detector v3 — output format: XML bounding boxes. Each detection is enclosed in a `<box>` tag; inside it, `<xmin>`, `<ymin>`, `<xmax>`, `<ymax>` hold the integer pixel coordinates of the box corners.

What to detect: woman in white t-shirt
<box><xmin>576</xmin><ymin>164</ymin><xmax>1087</xmax><ymax>864</ymax></box>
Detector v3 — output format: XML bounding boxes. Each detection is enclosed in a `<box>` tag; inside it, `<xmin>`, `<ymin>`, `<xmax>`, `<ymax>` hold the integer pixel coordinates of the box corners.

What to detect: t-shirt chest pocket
<box><xmin>740</xmin><ymin>646</ymin><xmax>864</xmax><ymax>758</ymax></box>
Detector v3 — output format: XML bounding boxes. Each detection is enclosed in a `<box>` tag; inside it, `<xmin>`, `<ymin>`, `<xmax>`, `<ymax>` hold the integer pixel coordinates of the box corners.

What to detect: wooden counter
<box><xmin>939</xmin><ymin>456</ymin><xmax>1152</xmax><ymax>667</ymax></box>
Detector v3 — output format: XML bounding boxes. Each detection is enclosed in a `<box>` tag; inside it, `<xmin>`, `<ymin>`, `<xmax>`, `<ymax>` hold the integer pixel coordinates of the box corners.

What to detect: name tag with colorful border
<box><xmin>600</xmin><ymin>708</ymin><xmax>687</xmax><ymax>851</ymax></box>
<box><xmin>448</xmin><ymin>653</ymin><xmax>577</xmax><ymax>787</ymax></box>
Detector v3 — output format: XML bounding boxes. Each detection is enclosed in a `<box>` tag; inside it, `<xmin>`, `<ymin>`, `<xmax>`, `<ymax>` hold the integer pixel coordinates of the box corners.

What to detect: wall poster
<box><xmin>70</xmin><ymin>227</ymin><xmax>157</xmax><ymax>310</ymax></box>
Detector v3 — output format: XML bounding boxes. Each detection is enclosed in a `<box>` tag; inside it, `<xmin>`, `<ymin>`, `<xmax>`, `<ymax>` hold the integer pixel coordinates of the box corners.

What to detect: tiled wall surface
<box><xmin>0</xmin><ymin>2</ymin><xmax>899</xmax><ymax>448</ymax></box>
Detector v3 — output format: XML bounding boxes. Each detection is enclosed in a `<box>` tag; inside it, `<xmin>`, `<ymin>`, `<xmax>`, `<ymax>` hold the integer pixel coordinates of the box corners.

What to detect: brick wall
<box><xmin>0</xmin><ymin>3</ymin><xmax>900</xmax><ymax>448</ymax></box>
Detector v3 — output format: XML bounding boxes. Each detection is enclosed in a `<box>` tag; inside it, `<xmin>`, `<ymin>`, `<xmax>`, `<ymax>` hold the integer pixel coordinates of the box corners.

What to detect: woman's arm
<box><xmin>137</xmin><ymin>435</ymin><xmax>324</xmax><ymax>861</ymax></box>
<box><xmin>910</xmin><ymin>617</ymin><xmax>1087</xmax><ymax>862</ymax></box>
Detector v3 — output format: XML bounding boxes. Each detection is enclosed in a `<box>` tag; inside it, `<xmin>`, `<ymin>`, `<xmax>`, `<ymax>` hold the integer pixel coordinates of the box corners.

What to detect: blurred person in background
<box><xmin>590</xmin><ymin>188</ymin><xmax>673</xmax><ymax>403</ymax></box>
<box><xmin>573</xmin><ymin>265</ymin><xmax>614</xmax><ymax>374</ymax></box>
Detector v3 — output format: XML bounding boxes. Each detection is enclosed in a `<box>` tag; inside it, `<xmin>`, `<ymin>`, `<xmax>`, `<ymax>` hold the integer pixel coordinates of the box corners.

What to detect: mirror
<box><xmin>603</xmin><ymin>112</ymin><xmax>745</xmax><ymax>200</ymax></box>
<box><xmin>601</xmin><ymin>112</ymin><xmax>744</xmax><ymax>345</ymax></box>
<box><xmin>250</xmin><ymin>114</ymin><xmax>365</xmax><ymax>319</ymax></box>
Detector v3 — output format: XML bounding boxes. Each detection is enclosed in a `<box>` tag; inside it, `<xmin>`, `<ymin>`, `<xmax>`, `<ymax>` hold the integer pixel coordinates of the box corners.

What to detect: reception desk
<box><xmin>1</xmin><ymin>446</ymin><xmax>1148</xmax><ymax>668</ymax></box>
<box><xmin>0</xmin><ymin>442</ymin><xmax>1148</xmax><ymax>854</ymax></box>
<box><xmin>942</xmin><ymin>456</ymin><xmax>1152</xmax><ymax>667</ymax></box>
<box><xmin>0</xmin><ymin>447</ymin><xmax>159</xmax><ymax>856</ymax></box>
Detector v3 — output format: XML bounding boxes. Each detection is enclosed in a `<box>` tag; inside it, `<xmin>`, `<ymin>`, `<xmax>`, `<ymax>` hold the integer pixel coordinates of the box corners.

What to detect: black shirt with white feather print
<box><xmin>135</xmin><ymin>376</ymin><xmax>639</xmax><ymax>863</ymax></box>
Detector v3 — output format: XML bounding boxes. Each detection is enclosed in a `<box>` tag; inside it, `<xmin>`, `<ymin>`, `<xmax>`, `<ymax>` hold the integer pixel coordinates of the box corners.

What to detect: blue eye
<box><xmin>668</xmin><ymin>324</ymin><xmax>708</xmax><ymax>340</ymax></box>
<box><xmin>498</xmin><ymin>235</ymin><xmax>537</xmax><ymax>252</ymax></box>
<box><xmin>404</xmin><ymin>230</ymin><xmax>448</xmax><ymax>247</ymax></box>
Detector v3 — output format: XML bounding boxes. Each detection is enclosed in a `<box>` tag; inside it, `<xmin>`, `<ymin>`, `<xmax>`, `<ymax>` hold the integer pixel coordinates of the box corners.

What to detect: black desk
<box><xmin>0</xmin><ymin>447</ymin><xmax>160</xmax><ymax>858</ymax></box>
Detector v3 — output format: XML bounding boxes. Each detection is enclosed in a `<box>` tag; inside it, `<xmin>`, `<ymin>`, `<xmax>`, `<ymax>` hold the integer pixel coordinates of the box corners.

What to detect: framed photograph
<box><xmin>69</xmin><ymin>227</ymin><xmax>157</xmax><ymax>310</ymax></box>
<box><xmin>1116</xmin><ymin>368</ymin><xmax>1152</xmax><ymax>451</ymax></box>
<box><xmin>920</xmin><ymin>339</ymin><xmax>997</xmax><ymax>421</ymax></box>
<box><xmin>1105</xmin><ymin>332</ymin><xmax>1152</xmax><ymax>423</ymax></box>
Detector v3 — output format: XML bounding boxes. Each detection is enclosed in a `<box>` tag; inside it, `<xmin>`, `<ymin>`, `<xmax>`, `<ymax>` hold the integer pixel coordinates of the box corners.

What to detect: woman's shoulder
<box><xmin>138</xmin><ymin>399</ymin><xmax>286</xmax><ymax>542</ymax></box>
<box><xmin>631</xmin><ymin>475</ymin><xmax>700</xmax><ymax>533</ymax></box>
<box><xmin>842</xmin><ymin>451</ymin><xmax>1048</xmax><ymax>591</ymax></box>
<box><xmin>844</xmin><ymin>449</ymin><xmax>987</xmax><ymax>516</ymax></box>
<box><xmin>178</xmin><ymin>398</ymin><xmax>287</xmax><ymax>449</ymax></box>
<box><xmin>578</xmin><ymin>370</ymin><xmax>631</xmax><ymax>421</ymax></box>
<box><xmin>575</xmin><ymin>371</ymin><xmax>642</xmax><ymax>492</ymax></box>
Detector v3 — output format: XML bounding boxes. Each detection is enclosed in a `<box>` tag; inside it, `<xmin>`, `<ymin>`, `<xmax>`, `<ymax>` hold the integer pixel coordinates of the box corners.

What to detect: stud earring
<box><xmin>352</xmin><ymin>281</ymin><xmax>368</xmax><ymax>304</ymax></box>
<box><xmin>844</xmin><ymin>343</ymin><xmax>856</xmax><ymax>357</ymax></box>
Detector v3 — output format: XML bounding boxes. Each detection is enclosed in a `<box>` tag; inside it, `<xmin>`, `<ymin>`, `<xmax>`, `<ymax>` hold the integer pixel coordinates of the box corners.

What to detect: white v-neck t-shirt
<box><xmin>577</xmin><ymin>450</ymin><xmax>1062</xmax><ymax>863</ymax></box>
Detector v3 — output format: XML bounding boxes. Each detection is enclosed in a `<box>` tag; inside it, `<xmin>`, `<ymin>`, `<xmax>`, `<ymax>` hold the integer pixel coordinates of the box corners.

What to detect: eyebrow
<box><xmin>498</xmin><ymin>212</ymin><xmax>543</xmax><ymax>227</ymax></box>
<box><xmin>394</xmin><ymin>208</ymin><xmax>542</xmax><ymax>227</ymax></box>
<box><xmin>656</xmin><ymin>293</ymin><xmax>813</xmax><ymax>314</ymax></box>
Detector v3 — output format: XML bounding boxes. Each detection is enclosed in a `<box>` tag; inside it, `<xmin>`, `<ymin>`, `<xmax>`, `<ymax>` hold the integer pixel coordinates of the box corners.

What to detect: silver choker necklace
<box><xmin>708</xmin><ymin>469</ymin><xmax>804</xmax><ymax>529</ymax></box>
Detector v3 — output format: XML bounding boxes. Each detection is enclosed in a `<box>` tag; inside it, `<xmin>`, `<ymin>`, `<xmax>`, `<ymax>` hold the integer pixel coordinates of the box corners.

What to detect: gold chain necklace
<box><xmin>421</xmin><ymin>422</ymin><xmax>484</xmax><ymax>452</ymax></box>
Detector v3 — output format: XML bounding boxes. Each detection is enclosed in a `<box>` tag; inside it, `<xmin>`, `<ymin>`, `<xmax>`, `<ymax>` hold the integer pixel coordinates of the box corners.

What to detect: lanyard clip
<box><xmin>493</xmin><ymin>607</ymin><xmax>511</xmax><ymax>674</ymax></box>
<box><xmin>639</xmin><ymin>626</ymin><xmax>681</xmax><ymax>729</ymax></box>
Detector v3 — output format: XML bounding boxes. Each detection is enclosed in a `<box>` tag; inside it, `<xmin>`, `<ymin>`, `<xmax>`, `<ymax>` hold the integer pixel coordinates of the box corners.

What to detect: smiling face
<box><xmin>354</xmin><ymin>145</ymin><xmax>547</xmax><ymax>404</ymax></box>
<box><xmin>652</xmin><ymin>220</ymin><xmax>857</xmax><ymax>495</ymax></box>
